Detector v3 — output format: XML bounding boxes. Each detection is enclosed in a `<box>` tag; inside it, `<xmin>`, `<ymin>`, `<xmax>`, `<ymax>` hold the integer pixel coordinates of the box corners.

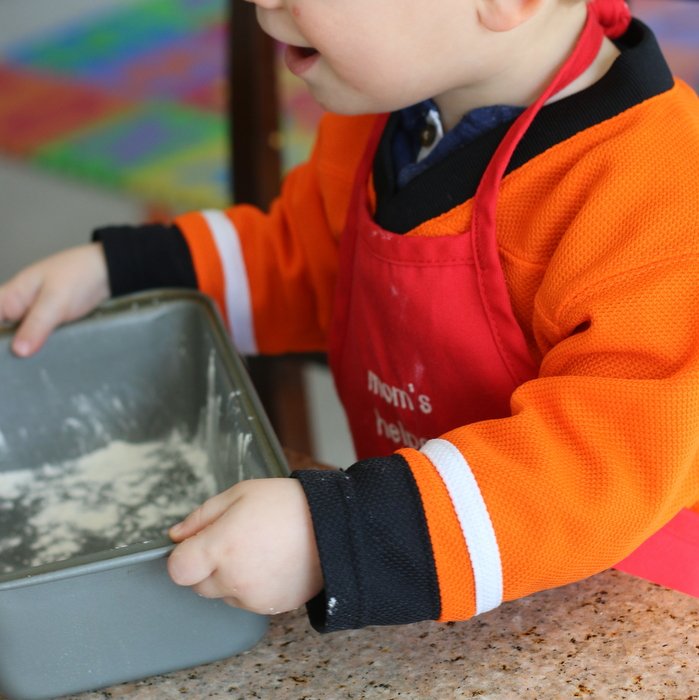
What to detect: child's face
<box><xmin>247</xmin><ymin>0</ymin><xmax>495</xmax><ymax>115</ymax></box>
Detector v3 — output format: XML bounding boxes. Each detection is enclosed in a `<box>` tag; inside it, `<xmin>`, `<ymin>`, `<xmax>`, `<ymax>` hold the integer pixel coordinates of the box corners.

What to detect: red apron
<box><xmin>328</xmin><ymin>2</ymin><xmax>699</xmax><ymax>597</ymax></box>
<box><xmin>329</xmin><ymin>9</ymin><xmax>605</xmax><ymax>458</ymax></box>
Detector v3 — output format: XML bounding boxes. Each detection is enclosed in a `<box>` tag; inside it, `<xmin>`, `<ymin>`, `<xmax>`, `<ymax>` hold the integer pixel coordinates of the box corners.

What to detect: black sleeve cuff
<box><xmin>92</xmin><ymin>223</ymin><xmax>197</xmax><ymax>297</ymax></box>
<box><xmin>292</xmin><ymin>455</ymin><xmax>440</xmax><ymax>633</ymax></box>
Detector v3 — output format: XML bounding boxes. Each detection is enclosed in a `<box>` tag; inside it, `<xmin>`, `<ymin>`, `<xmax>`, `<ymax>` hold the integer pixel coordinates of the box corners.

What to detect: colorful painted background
<box><xmin>0</xmin><ymin>0</ymin><xmax>322</xmax><ymax>210</ymax></box>
<box><xmin>634</xmin><ymin>0</ymin><xmax>699</xmax><ymax>89</ymax></box>
<box><xmin>0</xmin><ymin>0</ymin><xmax>695</xmax><ymax>211</ymax></box>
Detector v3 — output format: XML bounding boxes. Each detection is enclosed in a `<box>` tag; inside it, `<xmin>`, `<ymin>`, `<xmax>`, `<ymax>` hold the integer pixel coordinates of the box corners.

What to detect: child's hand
<box><xmin>0</xmin><ymin>244</ymin><xmax>110</xmax><ymax>357</ymax></box>
<box><xmin>167</xmin><ymin>478</ymin><xmax>323</xmax><ymax>615</ymax></box>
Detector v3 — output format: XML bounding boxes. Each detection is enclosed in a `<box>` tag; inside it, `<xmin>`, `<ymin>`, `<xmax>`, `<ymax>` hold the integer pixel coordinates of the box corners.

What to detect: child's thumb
<box><xmin>167</xmin><ymin>536</ymin><xmax>217</xmax><ymax>587</ymax></box>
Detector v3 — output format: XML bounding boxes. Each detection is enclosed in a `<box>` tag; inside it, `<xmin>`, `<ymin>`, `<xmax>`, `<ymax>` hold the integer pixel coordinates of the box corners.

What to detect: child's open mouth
<box><xmin>284</xmin><ymin>44</ymin><xmax>320</xmax><ymax>77</ymax></box>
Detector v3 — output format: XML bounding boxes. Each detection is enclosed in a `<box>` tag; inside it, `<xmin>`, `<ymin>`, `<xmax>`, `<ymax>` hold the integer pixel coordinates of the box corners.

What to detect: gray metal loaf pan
<box><xmin>0</xmin><ymin>290</ymin><xmax>288</xmax><ymax>700</ymax></box>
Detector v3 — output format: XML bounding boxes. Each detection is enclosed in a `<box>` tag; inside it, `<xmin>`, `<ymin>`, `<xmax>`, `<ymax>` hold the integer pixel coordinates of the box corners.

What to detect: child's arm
<box><xmin>288</xmin><ymin>246</ymin><xmax>699</xmax><ymax>631</ymax></box>
<box><xmin>0</xmin><ymin>243</ymin><xmax>109</xmax><ymax>356</ymax></box>
<box><xmin>172</xmin><ymin>113</ymin><xmax>376</xmax><ymax>355</ymax></box>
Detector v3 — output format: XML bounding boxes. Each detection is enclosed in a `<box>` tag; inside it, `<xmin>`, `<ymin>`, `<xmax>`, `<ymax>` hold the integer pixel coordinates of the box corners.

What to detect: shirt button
<box><xmin>420</xmin><ymin>123</ymin><xmax>437</xmax><ymax>148</ymax></box>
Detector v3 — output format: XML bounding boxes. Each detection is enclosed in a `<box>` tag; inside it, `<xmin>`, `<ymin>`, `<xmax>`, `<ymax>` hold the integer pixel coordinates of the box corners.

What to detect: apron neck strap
<box><xmin>471</xmin><ymin>3</ymin><xmax>619</xmax><ymax>238</ymax></box>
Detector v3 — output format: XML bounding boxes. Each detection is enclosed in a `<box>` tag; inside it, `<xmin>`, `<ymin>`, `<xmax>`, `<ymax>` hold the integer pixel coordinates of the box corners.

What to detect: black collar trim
<box><xmin>373</xmin><ymin>19</ymin><xmax>674</xmax><ymax>234</ymax></box>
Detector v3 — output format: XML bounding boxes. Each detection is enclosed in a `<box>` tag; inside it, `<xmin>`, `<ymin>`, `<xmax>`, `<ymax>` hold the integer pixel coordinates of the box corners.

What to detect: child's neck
<box><xmin>434</xmin><ymin>1</ymin><xmax>620</xmax><ymax>131</ymax></box>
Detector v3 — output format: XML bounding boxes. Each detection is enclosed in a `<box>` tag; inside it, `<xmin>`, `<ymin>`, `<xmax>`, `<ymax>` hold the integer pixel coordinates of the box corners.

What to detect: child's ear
<box><xmin>477</xmin><ymin>0</ymin><xmax>543</xmax><ymax>32</ymax></box>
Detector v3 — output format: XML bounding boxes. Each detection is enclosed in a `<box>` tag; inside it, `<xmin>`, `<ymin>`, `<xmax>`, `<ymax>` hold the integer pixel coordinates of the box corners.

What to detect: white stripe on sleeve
<box><xmin>201</xmin><ymin>209</ymin><xmax>257</xmax><ymax>354</ymax></box>
<box><xmin>421</xmin><ymin>438</ymin><xmax>503</xmax><ymax>615</ymax></box>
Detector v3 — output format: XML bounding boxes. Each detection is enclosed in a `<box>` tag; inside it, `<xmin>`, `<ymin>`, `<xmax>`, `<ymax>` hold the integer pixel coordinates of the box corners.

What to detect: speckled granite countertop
<box><xmin>61</xmin><ymin>568</ymin><xmax>698</xmax><ymax>699</ymax></box>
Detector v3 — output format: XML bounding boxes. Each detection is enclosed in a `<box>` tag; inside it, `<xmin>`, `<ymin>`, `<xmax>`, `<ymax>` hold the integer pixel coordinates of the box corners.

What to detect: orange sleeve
<box><xmin>403</xmin><ymin>82</ymin><xmax>699</xmax><ymax>620</ymax></box>
<box><xmin>175</xmin><ymin>113</ymin><xmax>377</xmax><ymax>354</ymax></box>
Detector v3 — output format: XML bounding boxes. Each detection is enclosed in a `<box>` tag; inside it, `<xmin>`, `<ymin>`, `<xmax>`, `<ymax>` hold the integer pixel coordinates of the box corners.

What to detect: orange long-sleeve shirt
<box><xmin>173</xmin><ymin>22</ymin><xmax>699</xmax><ymax>630</ymax></box>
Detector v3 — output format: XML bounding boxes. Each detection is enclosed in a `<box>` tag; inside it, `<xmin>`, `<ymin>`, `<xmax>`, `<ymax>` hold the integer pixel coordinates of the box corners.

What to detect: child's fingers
<box><xmin>0</xmin><ymin>272</ymin><xmax>41</xmax><ymax>324</ymax></box>
<box><xmin>0</xmin><ymin>285</ymin><xmax>17</xmax><ymax>323</ymax></box>
<box><xmin>169</xmin><ymin>488</ymin><xmax>238</xmax><ymax>541</ymax></box>
<box><xmin>168</xmin><ymin>500</ymin><xmax>245</xmax><ymax>594</ymax></box>
<box><xmin>11</xmin><ymin>287</ymin><xmax>64</xmax><ymax>357</ymax></box>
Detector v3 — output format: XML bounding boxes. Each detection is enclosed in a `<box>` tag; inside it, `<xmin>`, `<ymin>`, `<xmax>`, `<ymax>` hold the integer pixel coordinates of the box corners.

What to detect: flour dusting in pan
<box><xmin>0</xmin><ymin>433</ymin><xmax>217</xmax><ymax>575</ymax></box>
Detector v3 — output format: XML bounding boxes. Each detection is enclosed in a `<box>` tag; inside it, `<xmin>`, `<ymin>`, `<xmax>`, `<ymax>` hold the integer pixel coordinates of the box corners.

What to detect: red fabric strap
<box><xmin>589</xmin><ymin>0</ymin><xmax>632</xmax><ymax>39</ymax></box>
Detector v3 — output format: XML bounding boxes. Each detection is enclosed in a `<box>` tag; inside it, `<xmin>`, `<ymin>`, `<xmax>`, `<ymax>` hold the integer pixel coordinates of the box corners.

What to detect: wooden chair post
<box><xmin>228</xmin><ymin>0</ymin><xmax>314</xmax><ymax>455</ymax></box>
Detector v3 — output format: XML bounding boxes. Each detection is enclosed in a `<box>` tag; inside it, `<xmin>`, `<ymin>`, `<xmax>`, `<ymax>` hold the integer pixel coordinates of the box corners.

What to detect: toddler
<box><xmin>1</xmin><ymin>0</ymin><xmax>699</xmax><ymax>632</ymax></box>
